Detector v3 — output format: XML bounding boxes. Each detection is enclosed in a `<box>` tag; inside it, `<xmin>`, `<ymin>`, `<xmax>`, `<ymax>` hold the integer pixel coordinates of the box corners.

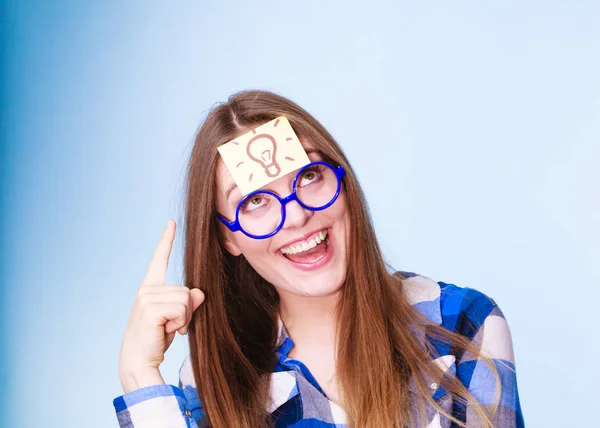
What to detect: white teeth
<box><xmin>281</xmin><ymin>230</ymin><xmax>329</xmax><ymax>255</ymax></box>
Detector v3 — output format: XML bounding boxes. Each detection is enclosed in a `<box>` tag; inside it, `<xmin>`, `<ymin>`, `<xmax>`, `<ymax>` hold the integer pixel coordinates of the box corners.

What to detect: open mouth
<box><xmin>279</xmin><ymin>229</ymin><xmax>332</xmax><ymax>269</ymax></box>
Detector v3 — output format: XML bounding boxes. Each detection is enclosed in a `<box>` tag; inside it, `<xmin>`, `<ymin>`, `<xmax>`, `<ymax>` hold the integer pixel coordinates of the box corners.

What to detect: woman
<box><xmin>114</xmin><ymin>90</ymin><xmax>524</xmax><ymax>427</ymax></box>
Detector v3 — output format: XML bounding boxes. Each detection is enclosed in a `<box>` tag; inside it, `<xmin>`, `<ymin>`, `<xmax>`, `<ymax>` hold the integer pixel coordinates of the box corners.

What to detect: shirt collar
<box><xmin>399</xmin><ymin>271</ymin><xmax>443</xmax><ymax>326</ymax></box>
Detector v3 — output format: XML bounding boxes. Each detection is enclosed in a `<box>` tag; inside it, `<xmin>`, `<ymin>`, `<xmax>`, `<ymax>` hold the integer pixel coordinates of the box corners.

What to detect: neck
<box><xmin>278</xmin><ymin>290</ymin><xmax>340</xmax><ymax>346</ymax></box>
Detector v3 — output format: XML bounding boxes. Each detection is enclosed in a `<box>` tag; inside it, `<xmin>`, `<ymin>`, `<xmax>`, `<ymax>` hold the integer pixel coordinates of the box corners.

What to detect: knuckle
<box><xmin>172</xmin><ymin>285</ymin><xmax>189</xmax><ymax>294</ymax></box>
<box><xmin>180</xmin><ymin>291</ymin><xmax>191</xmax><ymax>305</ymax></box>
<box><xmin>168</xmin><ymin>289</ymin><xmax>188</xmax><ymax>305</ymax></box>
<box><xmin>176</xmin><ymin>302</ymin><xmax>187</xmax><ymax>315</ymax></box>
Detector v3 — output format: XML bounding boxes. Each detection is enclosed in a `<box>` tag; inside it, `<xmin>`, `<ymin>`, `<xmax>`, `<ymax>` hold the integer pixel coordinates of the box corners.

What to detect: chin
<box><xmin>293</xmin><ymin>270</ymin><xmax>346</xmax><ymax>297</ymax></box>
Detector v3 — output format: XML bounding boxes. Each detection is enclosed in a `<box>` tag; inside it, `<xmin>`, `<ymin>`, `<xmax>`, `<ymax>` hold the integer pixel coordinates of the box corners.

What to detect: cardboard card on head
<box><xmin>217</xmin><ymin>116</ymin><xmax>311</xmax><ymax>196</ymax></box>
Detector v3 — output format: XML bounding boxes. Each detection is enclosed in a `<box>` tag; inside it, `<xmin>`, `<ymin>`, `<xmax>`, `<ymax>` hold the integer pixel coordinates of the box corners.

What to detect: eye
<box><xmin>298</xmin><ymin>165</ymin><xmax>324</xmax><ymax>188</ymax></box>
<box><xmin>240</xmin><ymin>194</ymin><xmax>269</xmax><ymax>213</ymax></box>
<box><xmin>303</xmin><ymin>171</ymin><xmax>315</xmax><ymax>181</ymax></box>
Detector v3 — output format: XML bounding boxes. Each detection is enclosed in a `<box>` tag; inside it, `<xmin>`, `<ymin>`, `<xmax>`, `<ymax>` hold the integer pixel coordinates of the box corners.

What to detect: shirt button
<box><xmin>430</xmin><ymin>382</ymin><xmax>438</xmax><ymax>390</ymax></box>
<box><xmin>185</xmin><ymin>409</ymin><xmax>192</xmax><ymax>418</ymax></box>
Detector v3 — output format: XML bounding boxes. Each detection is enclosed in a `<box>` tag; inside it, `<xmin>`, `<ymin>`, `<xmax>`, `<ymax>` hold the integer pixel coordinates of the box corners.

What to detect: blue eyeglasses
<box><xmin>217</xmin><ymin>161</ymin><xmax>346</xmax><ymax>239</ymax></box>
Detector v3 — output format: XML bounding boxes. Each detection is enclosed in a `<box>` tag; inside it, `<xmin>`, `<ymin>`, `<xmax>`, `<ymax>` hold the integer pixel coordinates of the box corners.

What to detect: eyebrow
<box><xmin>223</xmin><ymin>149</ymin><xmax>321</xmax><ymax>202</ymax></box>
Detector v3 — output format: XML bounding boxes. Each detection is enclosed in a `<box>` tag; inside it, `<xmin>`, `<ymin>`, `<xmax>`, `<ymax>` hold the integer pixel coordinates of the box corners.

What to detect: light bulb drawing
<box><xmin>246</xmin><ymin>133</ymin><xmax>281</xmax><ymax>178</ymax></box>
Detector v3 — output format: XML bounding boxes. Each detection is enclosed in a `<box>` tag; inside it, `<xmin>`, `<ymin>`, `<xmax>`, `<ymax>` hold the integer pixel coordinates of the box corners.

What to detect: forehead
<box><xmin>216</xmin><ymin>139</ymin><xmax>317</xmax><ymax>193</ymax></box>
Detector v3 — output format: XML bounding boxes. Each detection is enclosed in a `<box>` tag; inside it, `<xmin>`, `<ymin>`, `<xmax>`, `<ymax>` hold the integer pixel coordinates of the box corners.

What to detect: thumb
<box><xmin>177</xmin><ymin>289</ymin><xmax>205</xmax><ymax>336</ymax></box>
<box><xmin>190</xmin><ymin>288</ymin><xmax>205</xmax><ymax>312</ymax></box>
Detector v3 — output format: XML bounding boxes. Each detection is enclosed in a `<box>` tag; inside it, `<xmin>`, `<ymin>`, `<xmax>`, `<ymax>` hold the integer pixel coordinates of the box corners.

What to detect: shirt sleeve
<box><xmin>452</xmin><ymin>289</ymin><xmax>525</xmax><ymax>427</ymax></box>
<box><xmin>113</xmin><ymin>356</ymin><xmax>203</xmax><ymax>428</ymax></box>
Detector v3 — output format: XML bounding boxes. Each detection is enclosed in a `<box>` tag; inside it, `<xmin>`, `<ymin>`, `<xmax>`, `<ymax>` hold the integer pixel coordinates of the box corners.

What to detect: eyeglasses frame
<box><xmin>216</xmin><ymin>161</ymin><xmax>346</xmax><ymax>239</ymax></box>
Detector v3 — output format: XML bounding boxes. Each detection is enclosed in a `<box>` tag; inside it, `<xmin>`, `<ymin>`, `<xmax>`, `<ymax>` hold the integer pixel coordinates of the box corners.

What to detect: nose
<box><xmin>282</xmin><ymin>199</ymin><xmax>312</xmax><ymax>230</ymax></box>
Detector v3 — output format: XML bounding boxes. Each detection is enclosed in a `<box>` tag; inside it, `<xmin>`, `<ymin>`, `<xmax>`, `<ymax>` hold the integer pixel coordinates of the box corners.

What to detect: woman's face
<box><xmin>215</xmin><ymin>141</ymin><xmax>349</xmax><ymax>299</ymax></box>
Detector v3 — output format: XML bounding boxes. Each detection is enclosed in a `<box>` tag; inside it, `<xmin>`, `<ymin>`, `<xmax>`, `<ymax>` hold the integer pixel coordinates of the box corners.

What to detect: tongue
<box><xmin>285</xmin><ymin>240</ymin><xmax>327</xmax><ymax>264</ymax></box>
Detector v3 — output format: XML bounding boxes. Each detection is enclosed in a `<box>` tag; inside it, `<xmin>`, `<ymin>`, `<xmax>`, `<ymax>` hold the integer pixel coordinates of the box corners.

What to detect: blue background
<box><xmin>1</xmin><ymin>1</ymin><xmax>598</xmax><ymax>426</ymax></box>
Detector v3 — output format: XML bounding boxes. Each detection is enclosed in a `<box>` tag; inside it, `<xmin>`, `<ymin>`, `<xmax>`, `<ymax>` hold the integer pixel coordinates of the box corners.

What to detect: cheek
<box><xmin>234</xmin><ymin>234</ymin><xmax>272</xmax><ymax>260</ymax></box>
<box><xmin>235</xmin><ymin>236</ymin><xmax>282</xmax><ymax>282</ymax></box>
<box><xmin>330</xmin><ymin>193</ymin><xmax>351</xmax><ymax>248</ymax></box>
<box><xmin>329</xmin><ymin>190</ymin><xmax>350</xmax><ymax>222</ymax></box>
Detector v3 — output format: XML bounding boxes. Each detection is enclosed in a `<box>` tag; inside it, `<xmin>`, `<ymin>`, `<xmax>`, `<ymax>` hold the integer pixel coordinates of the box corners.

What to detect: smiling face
<box><xmin>215</xmin><ymin>141</ymin><xmax>349</xmax><ymax>300</ymax></box>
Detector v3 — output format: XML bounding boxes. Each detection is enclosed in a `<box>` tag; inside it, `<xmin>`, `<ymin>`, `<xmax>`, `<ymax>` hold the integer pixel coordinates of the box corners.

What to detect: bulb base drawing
<box><xmin>265</xmin><ymin>163</ymin><xmax>281</xmax><ymax>177</ymax></box>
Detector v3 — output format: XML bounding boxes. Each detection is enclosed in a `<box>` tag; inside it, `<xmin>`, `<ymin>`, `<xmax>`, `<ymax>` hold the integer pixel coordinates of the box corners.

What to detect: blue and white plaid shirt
<box><xmin>113</xmin><ymin>272</ymin><xmax>524</xmax><ymax>427</ymax></box>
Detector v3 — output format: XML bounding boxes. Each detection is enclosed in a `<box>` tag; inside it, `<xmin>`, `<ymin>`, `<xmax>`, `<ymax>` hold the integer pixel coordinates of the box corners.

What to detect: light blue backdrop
<box><xmin>1</xmin><ymin>1</ymin><xmax>598</xmax><ymax>427</ymax></box>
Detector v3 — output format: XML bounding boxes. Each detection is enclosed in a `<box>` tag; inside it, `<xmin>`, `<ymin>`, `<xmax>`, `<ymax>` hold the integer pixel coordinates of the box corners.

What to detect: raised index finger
<box><xmin>141</xmin><ymin>219</ymin><xmax>176</xmax><ymax>287</ymax></box>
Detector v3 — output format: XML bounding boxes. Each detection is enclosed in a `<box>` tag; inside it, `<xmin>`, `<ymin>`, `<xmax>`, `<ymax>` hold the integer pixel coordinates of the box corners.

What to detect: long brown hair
<box><xmin>183</xmin><ymin>90</ymin><xmax>500</xmax><ymax>427</ymax></box>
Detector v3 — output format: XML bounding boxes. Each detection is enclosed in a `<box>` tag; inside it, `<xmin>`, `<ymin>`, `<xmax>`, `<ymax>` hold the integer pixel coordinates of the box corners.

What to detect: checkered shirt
<box><xmin>113</xmin><ymin>272</ymin><xmax>524</xmax><ymax>427</ymax></box>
